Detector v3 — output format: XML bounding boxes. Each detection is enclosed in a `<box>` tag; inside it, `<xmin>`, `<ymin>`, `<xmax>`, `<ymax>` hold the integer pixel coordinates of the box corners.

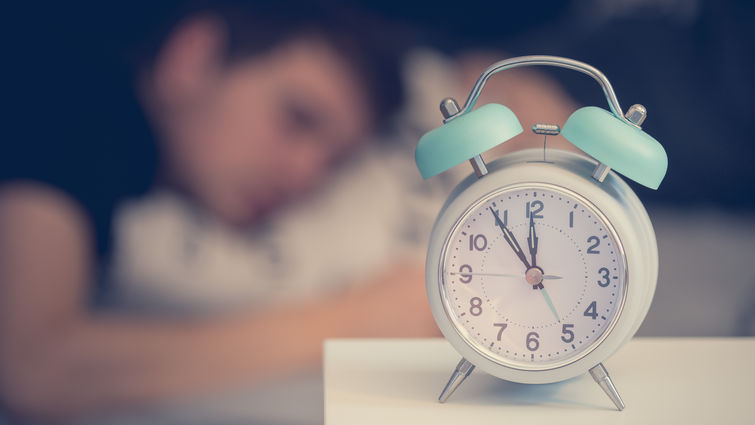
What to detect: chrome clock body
<box><xmin>425</xmin><ymin>149</ymin><xmax>658</xmax><ymax>385</ymax></box>
<box><xmin>416</xmin><ymin>56</ymin><xmax>667</xmax><ymax>409</ymax></box>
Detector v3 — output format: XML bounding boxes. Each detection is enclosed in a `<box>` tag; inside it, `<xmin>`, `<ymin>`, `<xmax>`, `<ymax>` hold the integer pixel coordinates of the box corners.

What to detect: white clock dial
<box><xmin>441</xmin><ymin>184</ymin><xmax>626</xmax><ymax>370</ymax></box>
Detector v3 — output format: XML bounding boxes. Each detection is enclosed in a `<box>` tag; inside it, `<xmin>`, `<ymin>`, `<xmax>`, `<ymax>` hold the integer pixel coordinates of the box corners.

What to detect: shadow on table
<box><xmin>344</xmin><ymin>368</ymin><xmax>610</xmax><ymax>410</ymax></box>
<box><xmin>447</xmin><ymin>374</ymin><xmax>610</xmax><ymax>410</ymax></box>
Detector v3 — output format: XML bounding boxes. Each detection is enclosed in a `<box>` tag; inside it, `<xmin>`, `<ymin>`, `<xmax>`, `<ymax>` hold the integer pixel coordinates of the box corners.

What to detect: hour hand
<box><xmin>527</xmin><ymin>215</ymin><xmax>539</xmax><ymax>267</ymax></box>
<box><xmin>489</xmin><ymin>207</ymin><xmax>531</xmax><ymax>269</ymax></box>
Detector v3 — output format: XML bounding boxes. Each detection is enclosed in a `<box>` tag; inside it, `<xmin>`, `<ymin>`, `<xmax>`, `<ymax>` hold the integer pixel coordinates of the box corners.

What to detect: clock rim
<box><xmin>425</xmin><ymin>149</ymin><xmax>658</xmax><ymax>384</ymax></box>
<box><xmin>438</xmin><ymin>182</ymin><xmax>628</xmax><ymax>371</ymax></box>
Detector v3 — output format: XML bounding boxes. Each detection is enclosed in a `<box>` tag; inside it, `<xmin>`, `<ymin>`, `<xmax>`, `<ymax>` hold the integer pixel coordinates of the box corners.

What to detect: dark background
<box><xmin>3</xmin><ymin>0</ymin><xmax>754</xmax><ymax>211</ymax></box>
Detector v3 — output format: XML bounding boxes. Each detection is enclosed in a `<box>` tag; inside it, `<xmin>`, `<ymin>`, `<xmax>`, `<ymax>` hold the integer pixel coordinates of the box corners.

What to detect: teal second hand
<box><xmin>540</xmin><ymin>286</ymin><xmax>560</xmax><ymax>322</ymax></box>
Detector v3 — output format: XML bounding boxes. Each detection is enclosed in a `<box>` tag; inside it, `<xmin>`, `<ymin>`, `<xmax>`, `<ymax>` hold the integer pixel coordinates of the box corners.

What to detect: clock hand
<box><xmin>451</xmin><ymin>271</ymin><xmax>521</xmax><ymax>279</ymax></box>
<box><xmin>489</xmin><ymin>207</ymin><xmax>531</xmax><ymax>269</ymax></box>
<box><xmin>450</xmin><ymin>272</ymin><xmax>563</xmax><ymax>279</ymax></box>
<box><xmin>527</xmin><ymin>214</ymin><xmax>538</xmax><ymax>267</ymax></box>
<box><xmin>524</xmin><ymin>267</ymin><xmax>560</xmax><ymax>321</ymax></box>
<box><xmin>540</xmin><ymin>286</ymin><xmax>561</xmax><ymax>322</ymax></box>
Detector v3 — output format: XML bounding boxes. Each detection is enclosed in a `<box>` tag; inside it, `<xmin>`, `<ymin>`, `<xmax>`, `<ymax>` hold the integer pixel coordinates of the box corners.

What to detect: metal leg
<box><xmin>589</xmin><ymin>363</ymin><xmax>625</xmax><ymax>411</ymax></box>
<box><xmin>438</xmin><ymin>358</ymin><xmax>475</xmax><ymax>403</ymax></box>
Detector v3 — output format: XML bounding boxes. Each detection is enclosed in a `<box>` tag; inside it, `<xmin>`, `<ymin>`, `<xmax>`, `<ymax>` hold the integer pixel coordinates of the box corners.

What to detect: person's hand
<box><xmin>340</xmin><ymin>264</ymin><xmax>440</xmax><ymax>338</ymax></box>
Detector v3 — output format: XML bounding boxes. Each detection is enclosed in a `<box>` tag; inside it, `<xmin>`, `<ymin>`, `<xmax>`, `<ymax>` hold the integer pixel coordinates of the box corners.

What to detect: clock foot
<box><xmin>438</xmin><ymin>358</ymin><xmax>475</xmax><ymax>403</ymax></box>
<box><xmin>589</xmin><ymin>363</ymin><xmax>625</xmax><ymax>411</ymax></box>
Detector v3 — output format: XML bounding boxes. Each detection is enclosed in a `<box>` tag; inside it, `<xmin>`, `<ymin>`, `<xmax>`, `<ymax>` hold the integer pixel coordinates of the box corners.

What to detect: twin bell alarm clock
<box><xmin>414</xmin><ymin>56</ymin><xmax>668</xmax><ymax>410</ymax></box>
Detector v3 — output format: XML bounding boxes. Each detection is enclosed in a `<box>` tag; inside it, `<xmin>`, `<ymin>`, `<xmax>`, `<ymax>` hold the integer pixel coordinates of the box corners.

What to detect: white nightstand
<box><xmin>324</xmin><ymin>338</ymin><xmax>754</xmax><ymax>424</ymax></box>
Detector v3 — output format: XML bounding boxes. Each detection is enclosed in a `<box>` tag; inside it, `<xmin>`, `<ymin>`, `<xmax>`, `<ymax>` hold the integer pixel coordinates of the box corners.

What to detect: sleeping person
<box><xmin>0</xmin><ymin>3</ymin><xmax>438</xmax><ymax>423</ymax></box>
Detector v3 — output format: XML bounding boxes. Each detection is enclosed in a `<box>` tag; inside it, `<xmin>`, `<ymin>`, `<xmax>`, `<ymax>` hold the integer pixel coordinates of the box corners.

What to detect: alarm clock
<box><xmin>414</xmin><ymin>56</ymin><xmax>667</xmax><ymax>410</ymax></box>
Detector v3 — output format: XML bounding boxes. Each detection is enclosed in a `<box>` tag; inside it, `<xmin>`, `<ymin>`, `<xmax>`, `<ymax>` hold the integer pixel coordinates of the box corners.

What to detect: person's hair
<box><xmin>129</xmin><ymin>0</ymin><xmax>406</xmax><ymax>129</ymax></box>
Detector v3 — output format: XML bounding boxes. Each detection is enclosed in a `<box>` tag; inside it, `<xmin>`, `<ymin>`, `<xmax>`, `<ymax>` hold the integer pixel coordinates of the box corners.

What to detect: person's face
<box><xmin>150</xmin><ymin>20</ymin><xmax>370</xmax><ymax>226</ymax></box>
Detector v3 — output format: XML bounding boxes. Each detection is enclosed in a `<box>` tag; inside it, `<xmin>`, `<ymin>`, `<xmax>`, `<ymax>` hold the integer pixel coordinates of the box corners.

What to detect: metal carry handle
<box><xmin>451</xmin><ymin>55</ymin><xmax>630</xmax><ymax>125</ymax></box>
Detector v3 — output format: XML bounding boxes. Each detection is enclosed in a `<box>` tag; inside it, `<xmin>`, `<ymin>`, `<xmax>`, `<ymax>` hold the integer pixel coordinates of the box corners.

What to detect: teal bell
<box><xmin>561</xmin><ymin>106</ymin><xmax>668</xmax><ymax>189</ymax></box>
<box><xmin>415</xmin><ymin>102</ymin><xmax>523</xmax><ymax>179</ymax></box>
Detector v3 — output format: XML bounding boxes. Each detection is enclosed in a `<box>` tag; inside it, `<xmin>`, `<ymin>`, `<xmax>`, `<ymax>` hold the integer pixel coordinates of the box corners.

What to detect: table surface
<box><xmin>324</xmin><ymin>338</ymin><xmax>754</xmax><ymax>425</ymax></box>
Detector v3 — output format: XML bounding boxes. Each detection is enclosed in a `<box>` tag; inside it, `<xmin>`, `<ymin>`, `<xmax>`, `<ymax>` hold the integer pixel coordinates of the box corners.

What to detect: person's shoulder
<box><xmin>0</xmin><ymin>181</ymin><xmax>93</xmax><ymax>239</ymax></box>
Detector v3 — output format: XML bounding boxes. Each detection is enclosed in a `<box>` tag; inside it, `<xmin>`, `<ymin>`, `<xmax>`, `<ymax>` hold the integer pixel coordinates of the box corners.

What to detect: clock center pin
<box><xmin>525</xmin><ymin>267</ymin><xmax>544</xmax><ymax>286</ymax></box>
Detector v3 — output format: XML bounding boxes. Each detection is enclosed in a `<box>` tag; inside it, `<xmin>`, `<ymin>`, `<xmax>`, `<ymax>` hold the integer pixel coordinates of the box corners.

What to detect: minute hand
<box><xmin>489</xmin><ymin>207</ymin><xmax>531</xmax><ymax>269</ymax></box>
<box><xmin>527</xmin><ymin>214</ymin><xmax>539</xmax><ymax>267</ymax></box>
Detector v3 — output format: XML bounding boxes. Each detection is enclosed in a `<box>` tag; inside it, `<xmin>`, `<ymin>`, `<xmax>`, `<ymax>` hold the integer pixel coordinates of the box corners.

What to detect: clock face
<box><xmin>440</xmin><ymin>184</ymin><xmax>626</xmax><ymax>370</ymax></box>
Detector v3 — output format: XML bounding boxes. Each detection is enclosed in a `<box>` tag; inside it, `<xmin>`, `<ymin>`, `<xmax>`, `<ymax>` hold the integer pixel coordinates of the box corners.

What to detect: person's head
<box><xmin>137</xmin><ymin>1</ymin><xmax>403</xmax><ymax>225</ymax></box>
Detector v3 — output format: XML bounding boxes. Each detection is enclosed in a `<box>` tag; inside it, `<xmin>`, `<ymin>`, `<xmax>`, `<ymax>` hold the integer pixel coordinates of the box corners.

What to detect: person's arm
<box><xmin>0</xmin><ymin>183</ymin><xmax>435</xmax><ymax>422</ymax></box>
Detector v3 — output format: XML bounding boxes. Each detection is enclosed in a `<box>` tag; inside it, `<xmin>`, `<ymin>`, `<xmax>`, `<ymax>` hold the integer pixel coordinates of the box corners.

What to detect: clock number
<box><xmin>492</xmin><ymin>209</ymin><xmax>508</xmax><ymax>228</ymax></box>
<box><xmin>526</xmin><ymin>200</ymin><xmax>544</xmax><ymax>219</ymax></box>
<box><xmin>597</xmin><ymin>267</ymin><xmax>610</xmax><ymax>287</ymax></box>
<box><xmin>584</xmin><ymin>301</ymin><xmax>598</xmax><ymax>319</ymax></box>
<box><xmin>561</xmin><ymin>324</ymin><xmax>575</xmax><ymax>343</ymax></box>
<box><xmin>458</xmin><ymin>264</ymin><xmax>473</xmax><ymax>283</ymax></box>
<box><xmin>586</xmin><ymin>236</ymin><xmax>601</xmax><ymax>254</ymax></box>
<box><xmin>526</xmin><ymin>331</ymin><xmax>540</xmax><ymax>351</ymax></box>
<box><xmin>569</xmin><ymin>211</ymin><xmax>574</xmax><ymax>228</ymax></box>
<box><xmin>493</xmin><ymin>323</ymin><xmax>507</xmax><ymax>341</ymax></box>
<box><xmin>468</xmin><ymin>234</ymin><xmax>488</xmax><ymax>251</ymax></box>
<box><xmin>469</xmin><ymin>297</ymin><xmax>483</xmax><ymax>316</ymax></box>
